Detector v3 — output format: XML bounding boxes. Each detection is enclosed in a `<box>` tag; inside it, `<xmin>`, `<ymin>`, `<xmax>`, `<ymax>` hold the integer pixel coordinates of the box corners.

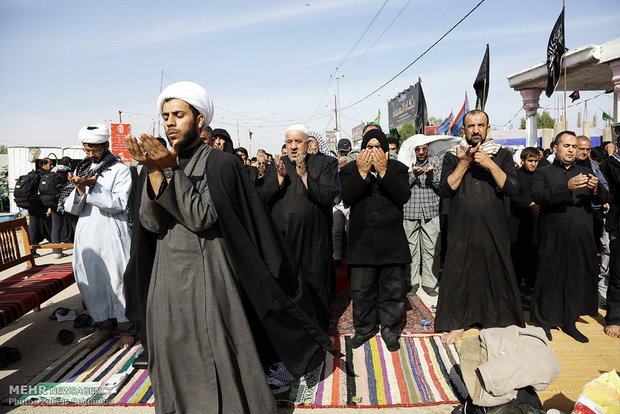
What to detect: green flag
<box><xmin>602</xmin><ymin>111</ymin><xmax>613</xmax><ymax>121</ymax></box>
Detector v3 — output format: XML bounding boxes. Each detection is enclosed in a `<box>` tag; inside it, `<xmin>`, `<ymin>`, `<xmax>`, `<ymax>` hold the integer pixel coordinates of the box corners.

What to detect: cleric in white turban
<box><xmin>78</xmin><ymin>124</ymin><xmax>110</xmax><ymax>144</ymax></box>
<box><xmin>156</xmin><ymin>81</ymin><xmax>214</xmax><ymax>126</ymax></box>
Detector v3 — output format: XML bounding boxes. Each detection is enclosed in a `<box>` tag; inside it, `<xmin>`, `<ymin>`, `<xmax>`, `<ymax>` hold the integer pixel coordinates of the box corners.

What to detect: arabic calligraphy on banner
<box><xmin>110</xmin><ymin>123</ymin><xmax>132</xmax><ymax>163</ymax></box>
<box><xmin>388</xmin><ymin>84</ymin><xmax>420</xmax><ymax>129</ymax></box>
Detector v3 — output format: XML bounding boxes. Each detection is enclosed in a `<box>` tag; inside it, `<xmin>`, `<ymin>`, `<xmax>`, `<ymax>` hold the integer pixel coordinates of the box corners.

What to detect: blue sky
<box><xmin>1</xmin><ymin>0</ymin><xmax>619</xmax><ymax>155</ymax></box>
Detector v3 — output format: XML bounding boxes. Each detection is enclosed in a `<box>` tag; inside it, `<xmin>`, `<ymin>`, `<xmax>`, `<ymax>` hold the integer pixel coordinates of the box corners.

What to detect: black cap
<box><xmin>337</xmin><ymin>139</ymin><xmax>352</xmax><ymax>152</ymax></box>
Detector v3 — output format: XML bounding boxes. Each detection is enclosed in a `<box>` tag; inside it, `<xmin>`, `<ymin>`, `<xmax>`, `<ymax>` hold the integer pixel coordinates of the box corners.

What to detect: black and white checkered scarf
<box><xmin>57</xmin><ymin>150</ymin><xmax>119</xmax><ymax>213</ymax></box>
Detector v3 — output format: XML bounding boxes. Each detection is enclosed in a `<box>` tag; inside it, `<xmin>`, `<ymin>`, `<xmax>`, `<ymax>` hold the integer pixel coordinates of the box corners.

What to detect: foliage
<box><xmin>398</xmin><ymin>122</ymin><xmax>416</xmax><ymax>140</ymax></box>
<box><xmin>519</xmin><ymin>111</ymin><xmax>555</xmax><ymax>129</ymax></box>
<box><xmin>428</xmin><ymin>116</ymin><xmax>443</xmax><ymax>126</ymax></box>
<box><xmin>0</xmin><ymin>145</ymin><xmax>7</xmax><ymax>154</ymax></box>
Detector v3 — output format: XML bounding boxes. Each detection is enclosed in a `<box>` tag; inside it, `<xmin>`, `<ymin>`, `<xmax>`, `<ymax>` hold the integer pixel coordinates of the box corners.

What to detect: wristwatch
<box><xmin>163</xmin><ymin>166</ymin><xmax>177</xmax><ymax>179</ymax></box>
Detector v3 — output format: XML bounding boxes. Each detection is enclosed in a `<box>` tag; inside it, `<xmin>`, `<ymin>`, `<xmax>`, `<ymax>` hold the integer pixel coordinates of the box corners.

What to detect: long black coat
<box><xmin>530</xmin><ymin>159</ymin><xmax>608</xmax><ymax>326</ymax></box>
<box><xmin>340</xmin><ymin>159</ymin><xmax>411</xmax><ymax>266</ymax></box>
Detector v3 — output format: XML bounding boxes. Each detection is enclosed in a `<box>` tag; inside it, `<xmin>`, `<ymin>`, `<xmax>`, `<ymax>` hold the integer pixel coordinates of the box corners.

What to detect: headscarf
<box><xmin>446</xmin><ymin>137</ymin><xmax>502</xmax><ymax>157</ymax></box>
<box><xmin>361</xmin><ymin>128</ymin><xmax>388</xmax><ymax>152</ymax></box>
<box><xmin>79</xmin><ymin>124</ymin><xmax>109</xmax><ymax>144</ymax></box>
<box><xmin>307</xmin><ymin>131</ymin><xmax>335</xmax><ymax>158</ymax></box>
<box><xmin>157</xmin><ymin>81</ymin><xmax>214</xmax><ymax>126</ymax></box>
<box><xmin>212</xmin><ymin>128</ymin><xmax>234</xmax><ymax>154</ymax></box>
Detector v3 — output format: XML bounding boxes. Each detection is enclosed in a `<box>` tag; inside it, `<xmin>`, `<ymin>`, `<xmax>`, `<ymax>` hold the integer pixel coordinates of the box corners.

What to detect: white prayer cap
<box><xmin>78</xmin><ymin>124</ymin><xmax>109</xmax><ymax>144</ymax></box>
<box><xmin>286</xmin><ymin>124</ymin><xmax>308</xmax><ymax>135</ymax></box>
<box><xmin>157</xmin><ymin>81</ymin><xmax>214</xmax><ymax>126</ymax></box>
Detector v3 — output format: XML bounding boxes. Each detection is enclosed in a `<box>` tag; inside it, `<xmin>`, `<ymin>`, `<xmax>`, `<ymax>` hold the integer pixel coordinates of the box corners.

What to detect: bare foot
<box><xmin>87</xmin><ymin>334</ymin><xmax>112</xmax><ymax>350</ymax></box>
<box><xmin>441</xmin><ymin>329</ymin><xmax>465</xmax><ymax>345</ymax></box>
<box><xmin>604</xmin><ymin>324</ymin><xmax>620</xmax><ymax>339</ymax></box>
<box><xmin>118</xmin><ymin>335</ymin><xmax>135</xmax><ymax>349</ymax></box>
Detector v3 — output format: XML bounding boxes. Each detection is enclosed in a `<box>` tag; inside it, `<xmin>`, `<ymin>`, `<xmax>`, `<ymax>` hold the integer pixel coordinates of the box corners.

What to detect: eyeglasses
<box><xmin>82</xmin><ymin>147</ymin><xmax>104</xmax><ymax>155</ymax></box>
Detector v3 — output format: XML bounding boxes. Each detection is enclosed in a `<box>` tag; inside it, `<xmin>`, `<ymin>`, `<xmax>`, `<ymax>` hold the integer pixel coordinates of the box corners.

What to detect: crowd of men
<box><xmin>32</xmin><ymin>79</ymin><xmax>618</xmax><ymax>413</ymax></box>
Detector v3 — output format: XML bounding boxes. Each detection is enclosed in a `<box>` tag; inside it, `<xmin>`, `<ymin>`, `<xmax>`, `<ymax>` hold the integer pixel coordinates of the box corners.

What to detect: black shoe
<box><xmin>349</xmin><ymin>333</ymin><xmax>373</xmax><ymax>349</ymax></box>
<box><xmin>422</xmin><ymin>286</ymin><xmax>438</xmax><ymax>297</ymax></box>
<box><xmin>58</xmin><ymin>329</ymin><xmax>75</xmax><ymax>345</ymax></box>
<box><xmin>542</xmin><ymin>326</ymin><xmax>553</xmax><ymax>341</ymax></box>
<box><xmin>132</xmin><ymin>353</ymin><xmax>148</xmax><ymax>369</ymax></box>
<box><xmin>563</xmin><ymin>324</ymin><xmax>589</xmax><ymax>343</ymax></box>
<box><xmin>407</xmin><ymin>284</ymin><xmax>419</xmax><ymax>296</ymax></box>
<box><xmin>383</xmin><ymin>337</ymin><xmax>400</xmax><ymax>352</ymax></box>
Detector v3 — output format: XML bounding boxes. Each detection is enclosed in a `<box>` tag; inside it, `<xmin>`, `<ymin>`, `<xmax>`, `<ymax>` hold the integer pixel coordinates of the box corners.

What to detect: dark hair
<box><xmin>463</xmin><ymin>109</ymin><xmax>489</xmax><ymax>127</ymax></box>
<box><xmin>281</xmin><ymin>144</ymin><xmax>286</xmax><ymax>149</ymax></box>
<box><xmin>543</xmin><ymin>148</ymin><xmax>552</xmax><ymax>157</ymax></box>
<box><xmin>235</xmin><ymin>147</ymin><xmax>248</xmax><ymax>157</ymax></box>
<box><xmin>520</xmin><ymin>147</ymin><xmax>540</xmax><ymax>160</ymax></box>
<box><xmin>554</xmin><ymin>130</ymin><xmax>577</xmax><ymax>147</ymax></box>
<box><xmin>387</xmin><ymin>137</ymin><xmax>399</xmax><ymax>147</ymax></box>
<box><xmin>590</xmin><ymin>146</ymin><xmax>606</xmax><ymax>162</ymax></box>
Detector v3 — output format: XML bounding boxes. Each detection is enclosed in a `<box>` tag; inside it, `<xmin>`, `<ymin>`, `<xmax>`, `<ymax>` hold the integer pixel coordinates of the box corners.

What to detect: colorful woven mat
<box><xmin>10</xmin><ymin>338</ymin><xmax>152</xmax><ymax>406</ymax></box>
<box><xmin>274</xmin><ymin>335</ymin><xmax>467</xmax><ymax>407</ymax></box>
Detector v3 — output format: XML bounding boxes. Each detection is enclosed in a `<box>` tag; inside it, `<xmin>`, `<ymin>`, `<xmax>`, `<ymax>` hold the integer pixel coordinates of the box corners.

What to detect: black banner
<box><xmin>473</xmin><ymin>44</ymin><xmax>490</xmax><ymax>111</ymax></box>
<box><xmin>389</xmin><ymin>82</ymin><xmax>424</xmax><ymax>129</ymax></box>
<box><xmin>545</xmin><ymin>7</ymin><xmax>566</xmax><ymax>98</ymax></box>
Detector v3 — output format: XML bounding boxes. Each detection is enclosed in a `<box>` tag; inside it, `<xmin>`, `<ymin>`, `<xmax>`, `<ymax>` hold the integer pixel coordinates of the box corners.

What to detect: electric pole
<box><xmin>331</xmin><ymin>71</ymin><xmax>342</xmax><ymax>141</ymax></box>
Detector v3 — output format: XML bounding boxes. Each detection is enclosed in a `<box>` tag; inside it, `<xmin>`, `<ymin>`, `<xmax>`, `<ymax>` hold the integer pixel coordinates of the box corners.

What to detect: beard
<box><xmin>466</xmin><ymin>134</ymin><xmax>483</xmax><ymax>146</ymax></box>
<box><xmin>167</xmin><ymin>126</ymin><xmax>200</xmax><ymax>151</ymax></box>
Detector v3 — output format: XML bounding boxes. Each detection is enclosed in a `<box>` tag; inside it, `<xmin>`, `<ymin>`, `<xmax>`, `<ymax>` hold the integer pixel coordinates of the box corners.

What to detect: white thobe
<box><xmin>64</xmin><ymin>162</ymin><xmax>132</xmax><ymax>322</ymax></box>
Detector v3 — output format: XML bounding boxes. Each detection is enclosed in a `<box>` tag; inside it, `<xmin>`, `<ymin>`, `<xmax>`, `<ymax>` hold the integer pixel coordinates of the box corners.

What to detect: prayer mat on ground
<box><xmin>329</xmin><ymin>295</ymin><xmax>435</xmax><ymax>335</ymax></box>
<box><xmin>7</xmin><ymin>338</ymin><xmax>153</xmax><ymax>406</ymax></box>
<box><xmin>274</xmin><ymin>335</ymin><xmax>468</xmax><ymax>408</ymax></box>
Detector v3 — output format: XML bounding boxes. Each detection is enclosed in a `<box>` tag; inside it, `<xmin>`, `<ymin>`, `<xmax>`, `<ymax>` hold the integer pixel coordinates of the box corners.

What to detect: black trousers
<box><xmin>606</xmin><ymin>236</ymin><xmax>620</xmax><ymax>325</ymax></box>
<box><xmin>350</xmin><ymin>265</ymin><xmax>406</xmax><ymax>341</ymax></box>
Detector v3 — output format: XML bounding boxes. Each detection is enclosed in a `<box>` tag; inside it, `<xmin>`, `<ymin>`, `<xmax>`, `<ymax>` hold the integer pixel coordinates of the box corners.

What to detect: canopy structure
<box><xmin>507</xmin><ymin>37</ymin><xmax>620</xmax><ymax>147</ymax></box>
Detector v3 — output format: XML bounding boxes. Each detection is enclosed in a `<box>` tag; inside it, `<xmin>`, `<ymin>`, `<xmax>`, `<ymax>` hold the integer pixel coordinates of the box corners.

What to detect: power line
<box><xmin>333</xmin><ymin>0</ymin><xmax>389</xmax><ymax>74</ymax></box>
<box><xmin>340</xmin><ymin>0</ymin><xmax>486</xmax><ymax>111</ymax></box>
<box><xmin>0</xmin><ymin>100</ymin><xmax>82</xmax><ymax>125</ymax></box>
<box><xmin>343</xmin><ymin>0</ymin><xmax>412</xmax><ymax>76</ymax></box>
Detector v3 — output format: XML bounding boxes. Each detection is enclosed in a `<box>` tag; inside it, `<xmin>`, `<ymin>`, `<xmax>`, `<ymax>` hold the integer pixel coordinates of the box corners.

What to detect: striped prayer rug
<box><xmin>274</xmin><ymin>335</ymin><xmax>468</xmax><ymax>407</ymax></box>
<box><xmin>11</xmin><ymin>334</ymin><xmax>464</xmax><ymax>408</ymax></box>
<box><xmin>10</xmin><ymin>338</ymin><xmax>153</xmax><ymax>406</ymax></box>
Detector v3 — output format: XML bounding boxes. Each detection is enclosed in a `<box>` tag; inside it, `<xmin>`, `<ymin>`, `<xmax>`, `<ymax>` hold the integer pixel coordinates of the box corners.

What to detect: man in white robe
<box><xmin>62</xmin><ymin>124</ymin><xmax>134</xmax><ymax>349</ymax></box>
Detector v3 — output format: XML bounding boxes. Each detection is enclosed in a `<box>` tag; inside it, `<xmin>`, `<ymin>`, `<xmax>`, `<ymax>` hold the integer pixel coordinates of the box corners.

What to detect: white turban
<box><xmin>78</xmin><ymin>124</ymin><xmax>109</xmax><ymax>144</ymax></box>
<box><xmin>286</xmin><ymin>124</ymin><xmax>308</xmax><ymax>135</ymax></box>
<box><xmin>157</xmin><ymin>81</ymin><xmax>214</xmax><ymax>126</ymax></box>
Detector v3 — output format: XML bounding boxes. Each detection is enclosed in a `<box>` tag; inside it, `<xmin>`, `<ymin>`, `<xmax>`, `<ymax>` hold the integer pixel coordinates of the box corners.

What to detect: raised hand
<box><xmin>586</xmin><ymin>173</ymin><xmax>599</xmax><ymax>193</ymax></box>
<box><xmin>372</xmin><ymin>149</ymin><xmax>388</xmax><ymax>177</ymax></box>
<box><xmin>295</xmin><ymin>150</ymin><xmax>308</xmax><ymax>178</ymax></box>
<box><xmin>356</xmin><ymin>149</ymin><xmax>372</xmax><ymax>178</ymax></box>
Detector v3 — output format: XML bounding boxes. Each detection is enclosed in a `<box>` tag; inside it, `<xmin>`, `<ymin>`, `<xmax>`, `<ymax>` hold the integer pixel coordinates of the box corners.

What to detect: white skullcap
<box><xmin>78</xmin><ymin>124</ymin><xmax>109</xmax><ymax>144</ymax></box>
<box><xmin>286</xmin><ymin>124</ymin><xmax>308</xmax><ymax>135</ymax></box>
<box><xmin>157</xmin><ymin>81</ymin><xmax>214</xmax><ymax>126</ymax></box>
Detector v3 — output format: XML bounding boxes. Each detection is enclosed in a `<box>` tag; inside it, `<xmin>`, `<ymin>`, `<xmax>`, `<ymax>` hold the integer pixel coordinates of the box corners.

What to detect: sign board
<box><xmin>110</xmin><ymin>123</ymin><xmax>132</xmax><ymax>163</ymax></box>
<box><xmin>388</xmin><ymin>84</ymin><xmax>421</xmax><ymax>129</ymax></box>
<box><xmin>425</xmin><ymin>126</ymin><xmax>440</xmax><ymax>135</ymax></box>
<box><xmin>352</xmin><ymin>122</ymin><xmax>365</xmax><ymax>145</ymax></box>
<box><xmin>325</xmin><ymin>130</ymin><xmax>337</xmax><ymax>150</ymax></box>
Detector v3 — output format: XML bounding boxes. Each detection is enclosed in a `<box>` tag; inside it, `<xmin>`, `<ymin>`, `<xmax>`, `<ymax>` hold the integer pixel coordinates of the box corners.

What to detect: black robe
<box><xmin>530</xmin><ymin>159</ymin><xmax>608</xmax><ymax>327</ymax></box>
<box><xmin>509</xmin><ymin>167</ymin><xmax>539</xmax><ymax>288</ymax></box>
<box><xmin>263</xmin><ymin>154</ymin><xmax>339</xmax><ymax>328</ymax></box>
<box><xmin>600</xmin><ymin>155</ymin><xmax>620</xmax><ymax>325</ymax></box>
<box><xmin>123</xmin><ymin>166</ymin><xmax>157</xmax><ymax>354</ymax></box>
<box><xmin>435</xmin><ymin>148</ymin><xmax>524</xmax><ymax>332</ymax></box>
<box><xmin>205</xmin><ymin>148</ymin><xmax>340</xmax><ymax>375</ymax></box>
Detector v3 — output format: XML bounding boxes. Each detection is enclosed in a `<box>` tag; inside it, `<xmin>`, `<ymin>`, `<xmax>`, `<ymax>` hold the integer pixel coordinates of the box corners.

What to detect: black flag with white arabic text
<box><xmin>414</xmin><ymin>79</ymin><xmax>428</xmax><ymax>134</ymax></box>
<box><xmin>545</xmin><ymin>7</ymin><xmax>566</xmax><ymax>98</ymax></box>
<box><xmin>473</xmin><ymin>44</ymin><xmax>490</xmax><ymax>111</ymax></box>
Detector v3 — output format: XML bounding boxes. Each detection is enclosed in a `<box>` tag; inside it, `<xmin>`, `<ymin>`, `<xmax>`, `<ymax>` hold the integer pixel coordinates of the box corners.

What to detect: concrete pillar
<box><xmin>609</xmin><ymin>59</ymin><xmax>620</xmax><ymax>143</ymax></box>
<box><xmin>583</xmin><ymin>121</ymin><xmax>591</xmax><ymax>138</ymax></box>
<box><xmin>541</xmin><ymin>128</ymin><xmax>554</xmax><ymax>149</ymax></box>
<box><xmin>520</xmin><ymin>89</ymin><xmax>543</xmax><ymax>147</ymax></box>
